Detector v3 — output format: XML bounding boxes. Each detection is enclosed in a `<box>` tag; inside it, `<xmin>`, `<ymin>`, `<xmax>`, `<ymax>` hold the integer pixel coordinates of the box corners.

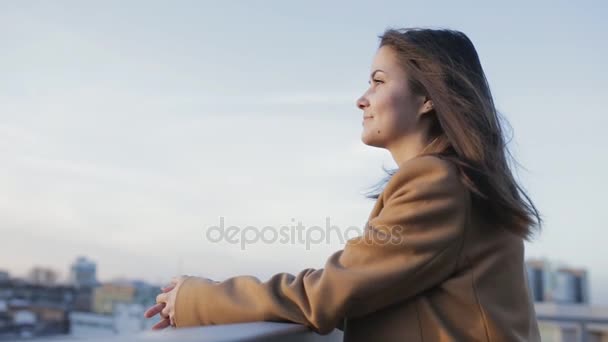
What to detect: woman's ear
<box><xmin>418</xmin><ymin>97</ymin><xmax>434</xmax><ymax>117</ymax></box>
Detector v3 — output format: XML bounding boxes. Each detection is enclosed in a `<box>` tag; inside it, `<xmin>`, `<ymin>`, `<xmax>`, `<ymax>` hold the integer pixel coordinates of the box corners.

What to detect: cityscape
<box><xmin>0</xmin><ymin>257</ymin><xmax>607</xmax><ymax>341</ymax></box>
<box><xmin>0</xmin><ymin>257</ymin><xmax>160</xmax><ymax>340</ymax></box>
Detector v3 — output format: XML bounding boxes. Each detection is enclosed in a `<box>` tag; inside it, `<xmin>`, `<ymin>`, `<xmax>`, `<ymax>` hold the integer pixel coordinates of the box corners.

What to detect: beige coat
<box><xmin>174</xmin><ymin>155</ymin><xmax>540</xmax><ymax>341</ymax></box>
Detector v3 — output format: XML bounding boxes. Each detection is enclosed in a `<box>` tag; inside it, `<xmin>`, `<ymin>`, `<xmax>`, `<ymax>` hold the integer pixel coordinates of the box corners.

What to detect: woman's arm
<box><xmin>173</xmin><ymin>155</ymin><xmax>469</xmax><ymax>335</ymax></box>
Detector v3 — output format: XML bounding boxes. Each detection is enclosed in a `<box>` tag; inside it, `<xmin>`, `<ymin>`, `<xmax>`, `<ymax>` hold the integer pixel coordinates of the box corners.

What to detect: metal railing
<box><xmin>46</xmin><ymin>322</ymin><xmax>344</xmax><ymax>342</ymax></box>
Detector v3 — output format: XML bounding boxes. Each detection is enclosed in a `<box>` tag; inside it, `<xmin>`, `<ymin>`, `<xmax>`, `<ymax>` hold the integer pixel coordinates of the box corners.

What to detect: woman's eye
<box><xmin>373</xmin><ymin>79</ymin><xmax>383</xmax><ymax>84</ymax></box>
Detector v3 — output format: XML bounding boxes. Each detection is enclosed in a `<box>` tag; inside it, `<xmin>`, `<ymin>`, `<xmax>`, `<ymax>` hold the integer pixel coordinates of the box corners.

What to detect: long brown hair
<box><xmin>366</xmin><ymin>27</ymin><xmax>541</xmax><ymax>240</ymax></box>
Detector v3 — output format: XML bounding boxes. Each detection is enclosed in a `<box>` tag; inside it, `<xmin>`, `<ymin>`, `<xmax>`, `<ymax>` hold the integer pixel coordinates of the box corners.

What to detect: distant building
<box><xmin>95</xmin><ymin>279</ymin><xmax>160</xmax><ymax>307</ymax></box>
<box><xmin>0</xmin><ymin>299</ymin><xmax>9</xmax><ymax>333</ymax></box>
<box><xmin>527</xmin><ymin>259</ymin><xmax>553</xmax><ymax>302</ymax></box>
<box><xmin>92</xmin><ymin>284</ymin><xmax>135</xmax><ymax>315</ymax></box>
<box><xmin>0</xmin><ymin>271</ymin><xmax>9</xmax><ymax>283</ymax></box>
<box><xmin>526</xmin><ymin>259</ymin><xmax>603</xmax><ymax>341</ymax></box>
<box><xmin>0</xmin><ymin>281</ymin><xmax>74</xmax><ymax>337</ymax></box>
<box><xmin>72</xmin><ymin>287</ymin><xmax>94</xmax><ymax>312</ymax></box>
<box><xmin>130</xmin><ymin>280</ymin><xmax>162</xmax><ymax>308</ymax></box>
<box><xmin>70</xmin><ymin>303</ymin><xmax>147</xmax><ymax>338</ymax></box>
<box><xmin>526</xmin><ymin>259</ymin><xmax>589</xmax><ymax>304</ymax></box>
<box><xmin>67</xmin><ymin>257</ymin><xmax>99</xmax><ymax>313</ymax></box>
<box><xmin>554</xmin><ymin>267</ymin><xmax>589</xmax><ymax>304</ymax></box>
<box><xmin>536</xmin><ymin>303</ymin><xmax>608</xmax><ymax>342</ymax></box>
<box><xmin>69</xmin><ymin>257</ymin><xmax>98</xmax><ymax>288</ymax></box>
<box><xmin>27</xmin><ymin>267</ymin><xmax>59</xmax><ymax>286</ymax></box>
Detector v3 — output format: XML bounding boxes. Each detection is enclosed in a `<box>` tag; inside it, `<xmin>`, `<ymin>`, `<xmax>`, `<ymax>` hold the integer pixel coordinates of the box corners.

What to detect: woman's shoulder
<box><xmin>382</xmin><ymin>154</ymin><xmax>467</xmax><ymax>200</ymax></box>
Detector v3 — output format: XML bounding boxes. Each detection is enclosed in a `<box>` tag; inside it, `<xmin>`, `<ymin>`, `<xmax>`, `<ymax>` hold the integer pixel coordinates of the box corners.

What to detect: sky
<box><xmin>1</xmin><ymin>1</ymin><xmax>607</xmax><ymax>303</ymax></box>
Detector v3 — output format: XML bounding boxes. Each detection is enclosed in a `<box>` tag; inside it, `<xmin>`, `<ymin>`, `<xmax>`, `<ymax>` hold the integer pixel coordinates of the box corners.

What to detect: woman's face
<box><xmin>357</xmin><ymin>46</ymin><xmax>428</xmax><ymax>149</ymax></box>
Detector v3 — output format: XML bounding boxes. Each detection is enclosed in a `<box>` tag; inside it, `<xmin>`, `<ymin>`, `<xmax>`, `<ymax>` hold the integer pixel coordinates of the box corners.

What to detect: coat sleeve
<box><xmin>173</xmin><ymin>155</ymin><xmax>469</xmax><ymax>334</ymax></box>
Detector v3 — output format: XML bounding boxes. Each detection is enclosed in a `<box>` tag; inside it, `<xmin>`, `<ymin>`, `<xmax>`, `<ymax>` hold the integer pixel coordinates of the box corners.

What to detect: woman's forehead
<box><xmin>371</xmin><ymin>46</ymin><xmax>405</xmax><ymax>77</ymax></box>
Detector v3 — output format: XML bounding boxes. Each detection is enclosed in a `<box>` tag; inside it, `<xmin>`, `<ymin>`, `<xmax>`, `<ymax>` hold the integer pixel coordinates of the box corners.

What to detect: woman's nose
<box><xmin>356</xmin><ymin>95</ymin><xmax>369</xmax><ymax>110</ymax></box>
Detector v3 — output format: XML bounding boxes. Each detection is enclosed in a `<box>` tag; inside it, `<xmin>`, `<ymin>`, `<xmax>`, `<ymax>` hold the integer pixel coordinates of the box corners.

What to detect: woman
<box><xmin>144</xmin><ymin>27</ymin><xmax>542</xmax><ymax>341</ymax></box>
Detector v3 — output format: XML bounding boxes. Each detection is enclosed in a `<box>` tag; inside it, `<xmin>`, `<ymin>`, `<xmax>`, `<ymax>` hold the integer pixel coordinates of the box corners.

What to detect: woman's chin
<box><xmin>361</xmin><ymin>132</ymin><xmax>383</xmax><ymax>148</ymax></box>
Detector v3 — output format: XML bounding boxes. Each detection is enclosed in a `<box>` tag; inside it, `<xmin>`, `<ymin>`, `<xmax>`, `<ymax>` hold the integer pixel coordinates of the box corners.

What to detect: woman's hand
<box><xmin>144</xmin><ymin>276</ymin><xmax>189</xmax><ymax>330</ymax></box>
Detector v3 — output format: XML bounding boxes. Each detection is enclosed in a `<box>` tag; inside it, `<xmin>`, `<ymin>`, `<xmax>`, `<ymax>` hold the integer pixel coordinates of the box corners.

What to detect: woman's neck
<box><xmin>387</xmin><ymin>133</ymin><xmax>430</xmax><ymax>167</ymax></box>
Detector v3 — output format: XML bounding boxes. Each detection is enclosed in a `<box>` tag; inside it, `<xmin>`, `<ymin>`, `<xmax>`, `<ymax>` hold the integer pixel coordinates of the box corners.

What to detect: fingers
<box><xmin>143</xmin><ymin>303</ymin><xmax>165</xmax><ymax>318</ymax></box>
<box><xmin>160</xmin><ymin>275</ymin><xmax>187</xmax><ymax>293</ymax></box>
<box><xmin>146</xmin><ymin>276</ymin><xmax>186</xmax><ymax>324</ymax></box>
<box><xmin>161</xmin><ymin>284</ymin><xmax>175</xmax><ymax>293</ymax></box>
<box><xmin>152</xmin><ymin>318</ymin><xmax>171</xmax><ymax>330</ymax></box>
<box><xmin>156</xmin><ymin>292</ymin><xmax>168</xmax><ymax>304</ymax></box>
<box><xmin>171</xmin><ymin>275</ymin><xmax>187</xmax><ymax>284</ymax></box>
<box><xmin>161</xmin><ymin>306</ymin><xmax>171</xmax><ymax>320</ymax></box>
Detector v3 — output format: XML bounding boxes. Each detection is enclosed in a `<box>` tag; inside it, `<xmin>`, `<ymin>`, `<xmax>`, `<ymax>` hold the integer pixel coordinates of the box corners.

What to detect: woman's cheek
<box><xmin>362</xmin><ymin>117</ymin><xmax>389</xmax><ymax>147</ymax></box>
<box><xmin>361</xmin><ymin>120</ymin><xmax>376</xmax><ymax>145</ymax></box>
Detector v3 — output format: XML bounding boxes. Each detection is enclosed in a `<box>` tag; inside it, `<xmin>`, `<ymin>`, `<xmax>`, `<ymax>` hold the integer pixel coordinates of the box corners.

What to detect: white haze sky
<box><xmin>1</xmin><ymin>1</ymin><xmax>607</xmax><ymax>303</ymax></box>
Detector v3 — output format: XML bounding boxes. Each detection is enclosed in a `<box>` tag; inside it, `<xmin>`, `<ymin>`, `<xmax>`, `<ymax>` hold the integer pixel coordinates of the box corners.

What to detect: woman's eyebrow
<box><xmin>370</xmin><ymin>69</ymin><xmax>385</xmax><ymax>78</ymax></box>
